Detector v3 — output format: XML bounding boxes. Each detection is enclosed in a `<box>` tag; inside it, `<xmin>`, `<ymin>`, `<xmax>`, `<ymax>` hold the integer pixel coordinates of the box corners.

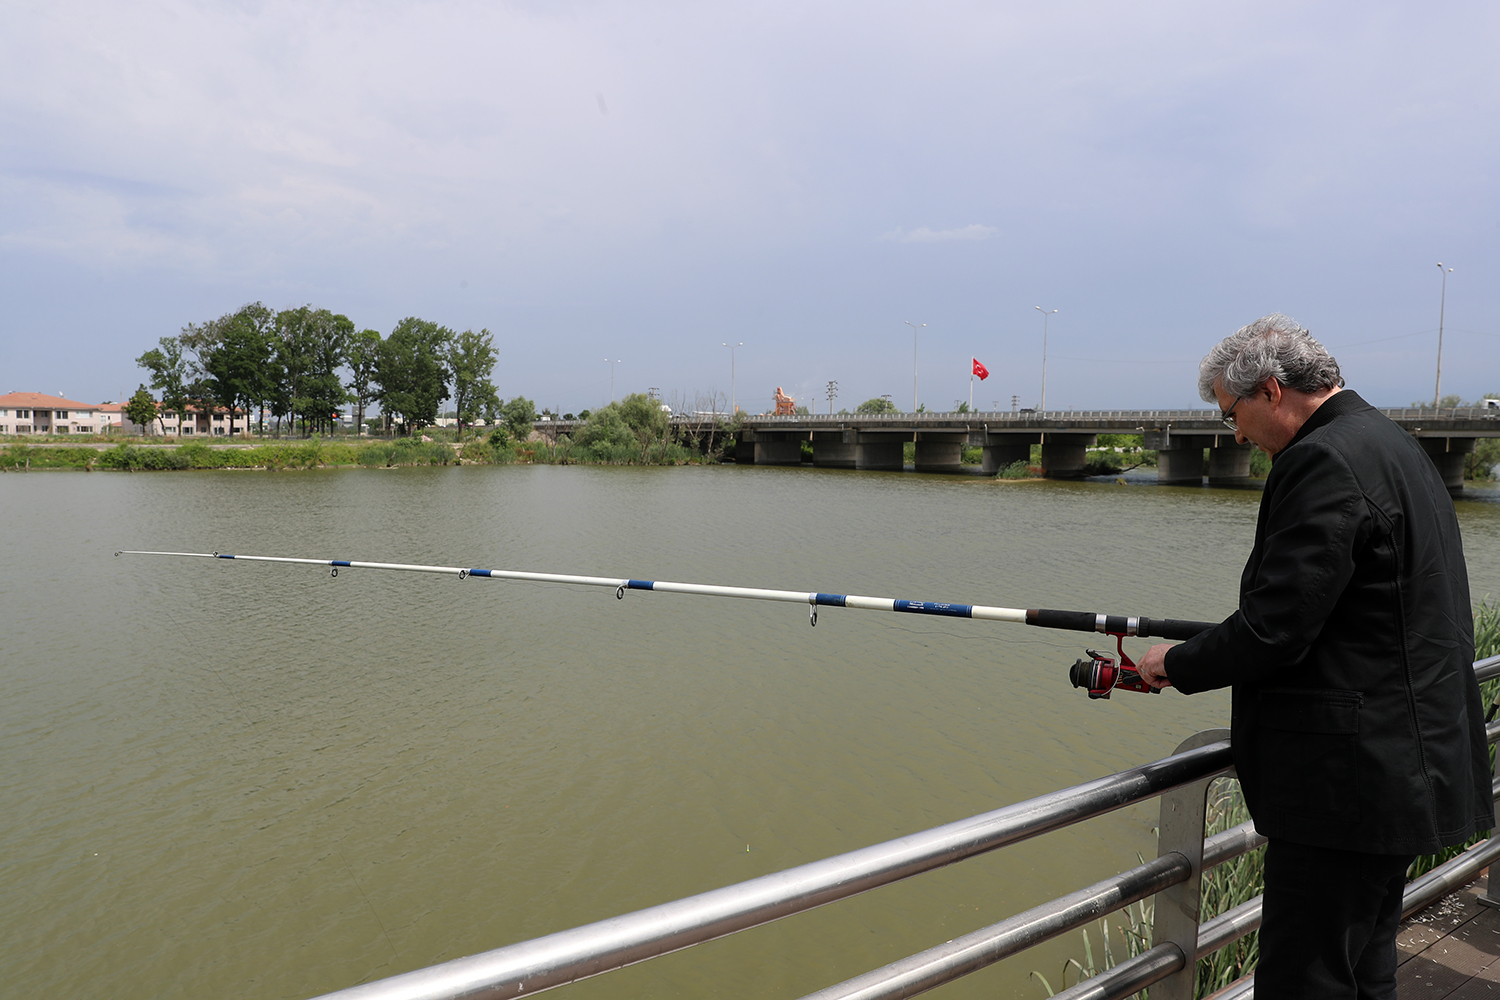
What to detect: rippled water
<box><xmin>7</xmin><ymin>465</ymin><xmax>1500</xmax><ymax>999</ymax></box>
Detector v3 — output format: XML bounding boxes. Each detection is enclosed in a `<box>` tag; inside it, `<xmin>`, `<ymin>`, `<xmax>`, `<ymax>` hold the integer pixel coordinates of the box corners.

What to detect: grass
<box><xmin>1035</xmin><ymin>601</ymin><xmax>1500</xmax><ymax>998</ymax></box>
<box><xmin>0</xmin><ymin>432</ymin><xmax>716</xmax><ymax>472</ymax></box>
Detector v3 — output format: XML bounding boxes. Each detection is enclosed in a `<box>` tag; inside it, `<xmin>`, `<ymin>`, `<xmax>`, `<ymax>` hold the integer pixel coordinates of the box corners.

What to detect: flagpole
<box><xmin>969</xmin><ymin>369</ymin><xmax>974</xmax><ymax>411</ymax></box>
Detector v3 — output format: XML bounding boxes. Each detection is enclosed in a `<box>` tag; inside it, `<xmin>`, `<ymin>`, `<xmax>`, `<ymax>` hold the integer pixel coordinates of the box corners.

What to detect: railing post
<box><xmin>1480</xmin><ymin>741</ymin><xmax>1500</xmax><ymax>909</ymax></box>
<box><xmin>1152</xmin><ymin>728</ymin><xmax>1233</xmax><ymax>1000</ymax></box>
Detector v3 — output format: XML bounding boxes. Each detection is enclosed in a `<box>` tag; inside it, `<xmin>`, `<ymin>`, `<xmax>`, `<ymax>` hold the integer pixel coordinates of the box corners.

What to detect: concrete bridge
<box><xmin>728</xmin><ymin>408</ymin><xmax>1500</xmax><ymax>490</ymax></box>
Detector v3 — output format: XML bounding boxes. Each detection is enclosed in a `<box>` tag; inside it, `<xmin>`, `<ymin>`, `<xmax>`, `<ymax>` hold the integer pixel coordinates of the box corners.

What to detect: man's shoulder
<box><xmin>1291</xmin><ymin>393</ymin><xmax>1412</xmax><ymax>458</ymax></box>
<box><xmin>1282</xmin><ymin>394</ymin><xmax>1446</xmax><ymax>508</ymax></box>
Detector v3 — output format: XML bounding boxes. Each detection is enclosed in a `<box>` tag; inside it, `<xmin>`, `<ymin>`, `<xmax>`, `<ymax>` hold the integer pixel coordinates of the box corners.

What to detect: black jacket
<box><xmin>1167</xmin><ymin>390</ymin><xmax>1493</xmax><ymax>854</ymax></box>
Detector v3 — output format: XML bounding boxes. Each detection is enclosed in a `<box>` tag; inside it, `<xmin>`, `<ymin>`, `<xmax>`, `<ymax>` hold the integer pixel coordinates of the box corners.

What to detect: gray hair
<box><xmin>1197</xmin><ymin>313</ymin><xmax>1344</xmax><ymax>403</ymax></box>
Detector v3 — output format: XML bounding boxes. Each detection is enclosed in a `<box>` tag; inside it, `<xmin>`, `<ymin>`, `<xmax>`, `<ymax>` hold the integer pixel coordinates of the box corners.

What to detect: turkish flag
<box><xmin>972</xmin><ymin>358</ymin><xmax>990</xmax><ymax>380</ymax></box>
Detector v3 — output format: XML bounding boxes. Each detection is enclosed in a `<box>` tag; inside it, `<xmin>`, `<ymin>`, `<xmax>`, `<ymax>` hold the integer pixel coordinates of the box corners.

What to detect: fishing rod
<box><xmin>115</xmin><ymin>549</ymin><xmax>1218</xmax><ymax>699</ymax></box>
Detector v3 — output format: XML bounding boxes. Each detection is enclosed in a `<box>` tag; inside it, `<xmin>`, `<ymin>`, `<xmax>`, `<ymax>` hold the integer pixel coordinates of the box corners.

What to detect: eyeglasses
<box><xmin>1221</xmin><ymin>396</ymin><xmax>1244</xmax><ymax>431</ymax></box>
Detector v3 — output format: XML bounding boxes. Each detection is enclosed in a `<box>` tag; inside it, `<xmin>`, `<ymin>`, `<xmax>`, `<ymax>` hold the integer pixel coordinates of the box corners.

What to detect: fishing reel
<box><xmin>1069</xmin><ymin>633</ymin><xmax>1159</xmax><ymax>700</ymax></box>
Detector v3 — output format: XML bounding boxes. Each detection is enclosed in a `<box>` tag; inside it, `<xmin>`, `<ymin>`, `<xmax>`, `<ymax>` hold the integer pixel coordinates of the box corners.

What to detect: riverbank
<box><xmin>0</xmin><ymin>435</ymin><xmax>720</xmax><ymax>471</ymax></box>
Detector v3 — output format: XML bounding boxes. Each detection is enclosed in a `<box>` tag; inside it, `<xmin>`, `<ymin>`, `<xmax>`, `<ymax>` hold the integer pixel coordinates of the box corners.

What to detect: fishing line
<box><xmin>337</xmin><ymin>845</ymin><xmax>398</xmax><ymax>961</ymax></box>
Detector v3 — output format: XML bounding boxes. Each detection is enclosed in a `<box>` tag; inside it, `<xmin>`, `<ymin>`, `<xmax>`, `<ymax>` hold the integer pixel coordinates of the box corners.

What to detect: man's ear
<box><xmin>1262</xmin><ymin>378</ymin><xmax>1282</xmax><ymax>406</ymax></box>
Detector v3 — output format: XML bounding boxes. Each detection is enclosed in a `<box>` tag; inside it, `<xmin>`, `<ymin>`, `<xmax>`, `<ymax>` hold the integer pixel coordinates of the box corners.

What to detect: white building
<box><xmin>0</xmin><ymin>392</ymin><xmax>108</xmax><ymax>435</ymax></box>
<box><xmin>125</xmin><ymin>403</ymin><xmax>252</xmax><ymax>437</ymax></box>
<box><xmin>0</xmin><ymin>391</ymin><xmax>251</xmax><ymax>437</ymax></box>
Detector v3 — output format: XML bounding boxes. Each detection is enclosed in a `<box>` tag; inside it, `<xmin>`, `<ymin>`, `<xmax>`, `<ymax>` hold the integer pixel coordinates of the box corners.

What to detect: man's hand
<box><xmin>1137</xmin><ymin>643</ymin><xmax>1175</xmax><ymax>689</ymax></box>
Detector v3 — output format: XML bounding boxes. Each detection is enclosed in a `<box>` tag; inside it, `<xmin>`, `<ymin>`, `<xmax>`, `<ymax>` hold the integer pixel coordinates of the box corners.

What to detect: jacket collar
<box><xmin>1281</xmin><ymin>388</ymin><xmax>1371</xmax><ymax>456</ymax></box>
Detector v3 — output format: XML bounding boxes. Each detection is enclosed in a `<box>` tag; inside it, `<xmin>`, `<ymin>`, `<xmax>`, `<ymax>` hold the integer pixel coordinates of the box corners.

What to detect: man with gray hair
<box><xmin>1138</xmin><ymin>314</ymin><xmax>1492</xmax><ymax>999</ymax></box>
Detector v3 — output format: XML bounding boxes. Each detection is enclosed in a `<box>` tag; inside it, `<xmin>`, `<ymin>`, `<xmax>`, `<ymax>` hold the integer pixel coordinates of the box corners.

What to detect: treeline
<box><xmin>132</xmin><ymin>303</ymin><xmax>536</xmax><ymax>438</ymax></box>
<box><xmin>1</xmin><ymin>393</ymin><xmax>733</xmax><ymax>472</ymax></box>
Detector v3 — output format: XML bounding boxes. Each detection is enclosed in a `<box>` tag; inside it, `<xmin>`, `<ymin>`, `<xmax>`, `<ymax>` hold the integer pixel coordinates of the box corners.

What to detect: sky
<box><xmin>3</xmin><ymin>0</ymin><xmax>1498</xmax><ymax>415</ymax></box>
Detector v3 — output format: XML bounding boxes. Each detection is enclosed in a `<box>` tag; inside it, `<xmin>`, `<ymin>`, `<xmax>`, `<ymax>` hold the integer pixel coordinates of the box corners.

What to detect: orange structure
<box><xmin>773</xmin><ymin>387</ymin><xmax>796</xmax><ymax>415</ymax></box>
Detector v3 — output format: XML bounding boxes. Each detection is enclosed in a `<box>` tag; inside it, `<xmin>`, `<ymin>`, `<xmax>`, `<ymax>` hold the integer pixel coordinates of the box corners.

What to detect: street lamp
<box><xmin>722</xmin><ymin>342</ymin><xmax>742</xmax><ymax>413</ymax></box>
<box><xmin>1035</xmin><ymin>306</ymin><xmax>1058</xmax><ymax>411</ymax></box>
<box><xmin>904</xmin><ymin>320</ymin><xmax>925</xmax><ymax>412</ymax></box>
<box><xmin>605</xmin><ymin>358</ymin><xmax>621</xmax><ymax>402</ymax></box>
<box><xmin>1433</xmin><ymin>263</ymin><xmax>1454</xmax><ymax>409</ymax></box>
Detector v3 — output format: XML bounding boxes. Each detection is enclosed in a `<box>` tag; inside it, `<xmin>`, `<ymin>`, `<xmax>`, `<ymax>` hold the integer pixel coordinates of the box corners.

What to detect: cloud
<box><xmin>881</xmin><ymin>224</ymin><xmax>998</xmax><ymax>243</ymax></box>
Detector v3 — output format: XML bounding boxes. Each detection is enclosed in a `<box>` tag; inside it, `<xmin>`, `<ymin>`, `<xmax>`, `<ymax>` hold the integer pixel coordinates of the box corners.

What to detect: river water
<box><xmin>8</xmin><ymin>464</ymin><xmax>1500</xmax><ymax>1000</ymax></box>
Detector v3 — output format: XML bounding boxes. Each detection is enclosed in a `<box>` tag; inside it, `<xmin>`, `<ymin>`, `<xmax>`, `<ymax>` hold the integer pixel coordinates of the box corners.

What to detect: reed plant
<box><xmin>995</xmin><ymin>459</ymin><xmax>1039</xmax><ymax>480</ymax></box>
<box><xmin>1031</xmin><ymin>779</ymin><xmax>1258</xmax><ymax>999</ymax></box>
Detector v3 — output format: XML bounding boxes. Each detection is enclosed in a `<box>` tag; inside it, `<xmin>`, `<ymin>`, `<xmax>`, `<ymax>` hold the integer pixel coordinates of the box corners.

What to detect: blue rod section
<box><xmin>893</xmin><ymin>600</ymin><xmax>974</xmax><ymax>618</ymax></box>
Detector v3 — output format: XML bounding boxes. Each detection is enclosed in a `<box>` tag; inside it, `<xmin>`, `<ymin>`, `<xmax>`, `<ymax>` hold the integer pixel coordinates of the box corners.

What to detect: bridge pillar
<box><xmin>754</xmin><ymin>431</ymin><xmax>804</xmax><ymax>466</ymax></box>
<box><xmin>811</xmin><ymin>431</ymin><xmax>857</xmax><ymax>468</ymax></box>
<box><xmin>980</xmin><ymin>431</ymin><xmax>1040</xmax><ymax>474</ymax></box>
<box><xmin>981</xmin><ymin>442</ymin><xmax>1033</xmax><ymax>474</ymax></box>
<box><xmin>1040</xmin><ymin>434</ymin><xmax>1094</xmax><ymax>478</ymax></box>
<box><xmin>913</xmin><ymin>432</ymin><xmax>968</xmax><ymax>473</ymax></box>
<box><xmin>855</xmin><ymin>433</ymin><xmax>906</xmax><ymax>471</ymax></box>
<box><xmin>1156</xmin><ymin>449</ymin><xmax>1203</xmax><ymax>485</ymax></box>
<box><xmin>1207</xmin><ymin>443</ymin><xmax>1254</xmax><ymax>486</ymax></box>
<box><xmin>1146</xmin><ymin>432</ymin><xmax>1221</xmax><ymax>487</ymax></box>
<box><xmin>1418</xmin><ymin>437</ymin><xmax>1475</xmax><ymax>494</ymax></box>
<box><xmin>731</xmin><ymin>436</ymin><xmax>755</xmax><ymax>463</ymax></box>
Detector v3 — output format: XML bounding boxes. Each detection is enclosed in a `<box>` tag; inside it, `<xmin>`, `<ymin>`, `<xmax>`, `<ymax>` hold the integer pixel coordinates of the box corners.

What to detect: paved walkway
<box><xmin>1397</xmin><ymin>878</ymin><xmax>1500</xmax><ymax>996</ymax></box>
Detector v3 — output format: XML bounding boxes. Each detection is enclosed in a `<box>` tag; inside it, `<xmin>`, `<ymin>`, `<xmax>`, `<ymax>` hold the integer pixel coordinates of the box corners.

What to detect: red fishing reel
<box><xmin>1069</xmin><ymin>633</ymin><xmax>1159</xmax><ymax>699</ymax></box>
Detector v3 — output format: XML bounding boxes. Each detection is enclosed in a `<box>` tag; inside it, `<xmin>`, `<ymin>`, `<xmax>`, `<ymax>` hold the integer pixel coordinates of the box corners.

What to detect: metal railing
<box><xmin>310</xmin><ymin>655</ymin><xmax>1500</xmax><ymax>1000</ymax></box>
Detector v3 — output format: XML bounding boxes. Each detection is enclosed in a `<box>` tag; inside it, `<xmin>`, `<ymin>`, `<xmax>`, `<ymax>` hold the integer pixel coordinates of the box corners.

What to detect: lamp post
<box><xmin>1035</xmin><ymin>306</ymin><xmax>1058</xmax><ymax>411</ymax></box>
<box><xmin>605</xmin><ymin>358</ymin><xmax>620</xmax><ymax>402</ymax></box>
<box><xmin>1433</xmin><ymin>263</ymin><xmax>1454</xmax><ymax>409</ymax></box>
<box><xmin>721</xmin><ymin>342</ymin><xmax>743</xmax><ymax>413</ymax></box>
<box><xmin>904</xmin><ymin>320</ymin><xmax>925</xmax><ymax>412</ymax></box>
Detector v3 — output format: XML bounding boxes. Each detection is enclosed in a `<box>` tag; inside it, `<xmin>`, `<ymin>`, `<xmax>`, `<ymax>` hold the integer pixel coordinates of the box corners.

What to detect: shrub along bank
<box><xmin>0</xmin><ymin>439</ymin><xmax>461</xmax><ymax>471</ymax></box>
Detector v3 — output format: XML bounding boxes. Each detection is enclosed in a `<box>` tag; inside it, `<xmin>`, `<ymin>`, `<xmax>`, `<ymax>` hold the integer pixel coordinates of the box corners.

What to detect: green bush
<box><xmin>567</xmin><ymin>393</ymin><xmax>698</xmax><ymax>465</ymax></box>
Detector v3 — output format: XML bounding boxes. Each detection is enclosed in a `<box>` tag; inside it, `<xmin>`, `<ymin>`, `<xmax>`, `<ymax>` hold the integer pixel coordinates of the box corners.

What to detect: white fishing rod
<box><xmin>115</xmin><ymin>549</ymin><xmax>1219</xmax><ymax>698</ymax></box>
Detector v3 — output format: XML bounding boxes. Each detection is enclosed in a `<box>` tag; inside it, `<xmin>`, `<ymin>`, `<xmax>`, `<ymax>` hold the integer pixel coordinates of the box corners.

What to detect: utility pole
<box><xmin>605</xmin><ymin>358</ymin><xmax>621</xmax><ymax>402</ymax></box>
<box><xmin>722</xmin><ymin>342</ymin><xmax>742</xmax><ymax>413</ymax></box>
<box><xmin>1433</xmin><ymin>263</ymin><xmax>1454</xmax><ymax>409</ymax></box>
<box><xmin>826</xmin><ymin>380</ymin><xmax>838</xmax><ymax>413</ymax></box>
<box><xmin>904</xmin><ymin>320</ymin><xmax>925</xmax><ymax>412</ymax></box>
<box><xmin>1035</xmin><ymin>306</ymin><xmax>1058</xmax><ymax>412</ymax></box>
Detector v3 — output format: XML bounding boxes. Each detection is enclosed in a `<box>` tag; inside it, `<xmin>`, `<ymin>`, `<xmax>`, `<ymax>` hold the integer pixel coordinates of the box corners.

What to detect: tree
<box><xmin>304</xmin><ymin>311</ymin><xmax>354</xmax><ymax>434</ymax></box>
<box><xmin>125</xmin><ymin>385</ymin><xmax>158</xmax><ymax>435</ymax></box>
<box><xmin>200</xmin><ymin>303</ymin><xmax>275</xmax><ymax>435</ymax></box>
<box><xmin>856</xmin><ymin>396</ymin><xmax>898</xmax><ymax>414</ymax></box>
<box><xmin>446</xmin><ymin>329</ymin><xmax>500</xmax><ymax>437</ymax></box>
<box><xmin>375</xmin><ymin>317</ymin><xmax>453</xmax><ymax>434</ymax></box>
<box><xmin>500</xmin><ymin>396</ymin><xmax>537</xmax><ymax>441</ymax></box>
<box><xmin>136</xmin><ymin>337</ymin><xmax>192</xmax><ymax>435</ymax></box>
<box><xmin>270</xmin><ymin>306</ymin><xmax>352</xmax><ymax>435</ymax></box>
<box><xmin>346</xmin><ymin>329</ymin><xmax>382</xmax><ymax>435</ymax></box>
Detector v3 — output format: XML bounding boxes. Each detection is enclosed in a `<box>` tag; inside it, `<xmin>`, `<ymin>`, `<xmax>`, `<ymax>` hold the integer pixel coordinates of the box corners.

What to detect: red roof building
<box><xmin>0</xmin><ymin>392</ymin><xmax>109</xmax><ymax>435</ymax></box>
